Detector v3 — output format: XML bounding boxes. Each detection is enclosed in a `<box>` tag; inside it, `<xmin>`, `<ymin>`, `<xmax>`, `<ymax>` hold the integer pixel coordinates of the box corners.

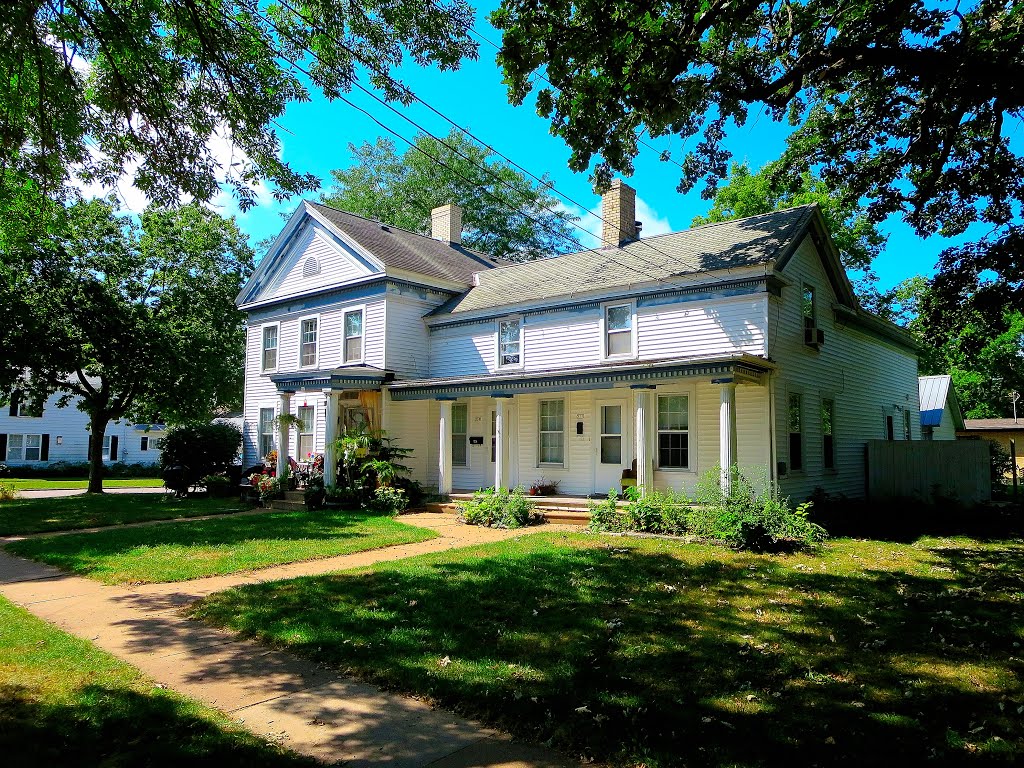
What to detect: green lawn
<box><xmin>6</xmin><ymin>477</ymin><xmax>163</xmax><ymax>491</ymax></box>
<box><xmin>0</xmin><ymin>494</ymin><xmax>248</xmax><ymax>536</ymax></box>
<box><xmin>0</xmin><ymin>596</ymin><xmax>314</xmax><ymax>767</ymax></box>
<box><xmin>6</xmin><ymin>509</ymin><xmax>437</xmax><ymax>584</ymax></box>
<box><xmin>192</xmin><ymin>531</ymin><xmax>1024</xmax><ymax>767</ymax></box>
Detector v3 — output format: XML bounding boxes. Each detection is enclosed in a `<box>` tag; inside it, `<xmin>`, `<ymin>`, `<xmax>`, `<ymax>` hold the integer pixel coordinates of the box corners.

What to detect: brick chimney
<box><xmin>431</xmin><ymin>203</ymin><xmax>462</xmax><ymax>244</ymax></box>
<box><xmin>601</xmin><ymin>179</ymin><xmax>639</xmax><ymax>247</ymax></box>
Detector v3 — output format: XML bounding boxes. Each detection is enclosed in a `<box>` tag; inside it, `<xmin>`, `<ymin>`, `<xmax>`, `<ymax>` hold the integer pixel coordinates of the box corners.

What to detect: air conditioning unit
<box><xmin>804</xmin><ymin>326</ymin><xmax>825</xmax><ymax>348</ymax></box>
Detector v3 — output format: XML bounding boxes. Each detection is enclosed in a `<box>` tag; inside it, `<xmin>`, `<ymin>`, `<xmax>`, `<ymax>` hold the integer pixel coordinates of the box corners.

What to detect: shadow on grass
<box><xmin>193</xmin><ymin>535</ymin><xmax>1024</xmax><ymax>767</ymax></box>
<box><xmin>0</xmin><ymin>682</ymin><xmax>313</xmax><ymax>767</ymax></box>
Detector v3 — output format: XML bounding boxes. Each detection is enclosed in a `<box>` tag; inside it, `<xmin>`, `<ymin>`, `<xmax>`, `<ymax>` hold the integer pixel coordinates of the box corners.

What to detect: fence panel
<box><xmin>866</xmin><ymin>440</ymin><xmax>991</xmax><ymax>505</ymax></box>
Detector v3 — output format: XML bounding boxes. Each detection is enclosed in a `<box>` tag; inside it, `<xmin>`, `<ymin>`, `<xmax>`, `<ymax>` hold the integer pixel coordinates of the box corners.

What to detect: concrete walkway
<box><xmin>16</xmin><ymin>485</ymin><xmax>168</xmax><ymax>498</ymax></box>
<box><xmin>0</xmin><ymin>513</ymin><xmax>575</xmax><ymax>768</ymax></box>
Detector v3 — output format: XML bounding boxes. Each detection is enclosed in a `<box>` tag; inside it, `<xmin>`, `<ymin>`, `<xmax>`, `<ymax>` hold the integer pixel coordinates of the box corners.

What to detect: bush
<box><xmin>324</xmin><ymin>485</ymin><xmax>361</xmax><ymax>508</ymax></box>
<box><xmin>248</xmin><ymin>473</ymin><xmax>281</xmax><ymax>504</ymax></box>
<box><xmin>202</xmin><ymin>474</ymin><xmax>232</xmax><ymax>498</ymax></box>
<box><xmin>458</xmin><ymin>487</ymin><xmax>536</xmax><ymax>529</ymax></box>
<box><xmin>0</xmin><ymin>461</ymin><xmax>158</xmax><ymax>479</ymax></box>
<box><xmin>160</xmin><ymin>422</ymin><xmax>242</xmax><ymax>487</ymax></box>
<box><xmin>588</xmin><ymin>490</ymin><xmax>624</xmax><ymax>533</ymax></box>
<box><xmin>366</xmin><ymin>485</ymin><xmax>408</xmax><ymax>515</ymax></box>
<box><xmin>0</xmin><ymin>481</ymin><xmax>17</xmax><ymax>501</ymax></box>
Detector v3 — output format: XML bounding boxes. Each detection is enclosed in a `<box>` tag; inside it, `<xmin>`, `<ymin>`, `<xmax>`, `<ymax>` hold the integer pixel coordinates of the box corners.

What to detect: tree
<box><xmin>1</xmin><ymin>198</ymin><xmax>252</xmax><ymax>493</ymax></box>
<box><xmin>4</xmin><ymin>0</ymin><xmax>477</xmax><ymax>209</ymax></box>
<box><xmin>492</xmin><ymin>1</ymin><xmax>1024</xmax><ymax>240</ymax></box>
<box><xmin>321</xmin><ymin>132</ymin><xmax>579</xmax><ymax>260</ymax></box>
<box><xmin>691</xmin><ymin>161</ymin><xmax>886</xmax><ymax>300</ymax></box>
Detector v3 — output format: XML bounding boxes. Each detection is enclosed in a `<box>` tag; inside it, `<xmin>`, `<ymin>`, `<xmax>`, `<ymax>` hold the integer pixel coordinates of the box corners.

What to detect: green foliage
<box><xmin>331</xmin><ymin>428</ymin><xmax>414</xmax><ymax>504</ymax></box>
<box><xmin>0</xmin><ymin>461</ymin><xmax>156</xmax><ymax>479</ymax></box>
<box><xmin>366</xmin><ymin>485</ymin><xmax>408</xmax><ymax>516</ymax></box>
<box><xmin>160</xmin><ymin>422</ymin><xmax>243</xmax><ymax>487</ymax></box>
<box><xmin>0</xmin><ymin>480</ymin><xmax>18</xmax><ymax>501</ymax></box>
<box><xmin>587</xmin><ymin>490</ymin><xmax>624</xmax><ymax>533</ymax></box>
<box><xmin>457</xmin><ymin>487</ymin><xmax>536</xmax><ymax>529</ymax></box>
<box><xmin>590</xmin><ymin>488</ymin><xmax>690</xmax><ymax>536</ymax></box>
<box><xmin>201</xmin><ymin>474</ymin><xmax>232</xmax><ymax>498</ymax></box>
<box><xmin>248</xmin><ymin>473</ymin><xmax>281</xmax><ymax>504</ymax></box>
<box><xmin>322</xmin><ymin>132</ymin><xmax>579</xmax><ymax>260</ymax></box>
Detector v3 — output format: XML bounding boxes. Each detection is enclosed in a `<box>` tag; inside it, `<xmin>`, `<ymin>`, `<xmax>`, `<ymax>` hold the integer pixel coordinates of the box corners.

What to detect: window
<box><xmin>802</xmin><ymin>286</ymin><xmax>816</xmax><ymax>328</ymax></box>
<box><xmin>490</xmin><ymin>410</ymin><xmax>497</xmax><ymax>463</ymax></box>
<box><xmin>822</xmin><ymin>399</ymin><xmax>835</xmax><ymax>470</ymax></box>
<box><xmin>140</xmin><ymin>436</ymin><xmax>149</xmax><ymax>452</ymax></box>
<box><xmin>297</xmin><ymin>405</ymin><xmax>315</xmax><ymax>460</ymax></box>
<box><xmin>788</xmin><ymin>393</ymin><xmax>803</xmax><ymax>471</ymax></box>
<box><xmin>657</xmin><ymin>395</ymin><xmax>689</xmax><ymax>469</ymax></box>
<box><xmin>300</xmin><ymin>317</ymin><xmax>318</xmax><ymax>367</ymax></box>
<box><xmin>9</xmin><ymin>391</ymin><xmax>42</xmax><ymax>418</ymax></box>
<box><xmin>600</xmin><ymin>404</ymin><xmax>622</xmax><ymax>465</ymax></box>
<box><xmin>343</xmin><ymin>309</ymin><xmax>363</xmax><ymax>363</ymax></box>
<box><xmin>259</xmin><ymin>407</ymin><xmax>276</xmax><ymax>460</ymax></box>
<box><xmin>903</xmin><ymin>409</ymin><xmax>912</xmax><ymax>441</ymax></box>
<box><xmin>261</xmin><ymin>325</ymin><xmax>278</xmax><ymax>372</ymax></box>
<box><xmin>498</xmin><ymin>319</ymin><xmax>521</xmax><ymax>367</ymax></box>
<box><xmin>24</xmin><ymin>434</ymin><xmax>41</xmax><ymax>461</ymax></box>
<box><xmin>886</xmin><ymin>414</ymin><xmax>895</xmax><ymax>441</ymax></box>
<box><xmin>451</xmin><ymin>403</ymin><xmax>468</xmax><ymax>467</ymax></box>
<box><xmin>102</xmin><ymin>435</ymin><xmax>112</xmax><ymax>461</ymax></box>
<box><xmin>538</xmin><ymin>399</ymin><xmax>565</xmax><ymax>466</ymax></box>
<box><xmin>605</xmin><ymin>303</ymin><xmax>633</xmax><ymax>357</ymax></box>
<box><xmin>6</xmin><ymin>434</ymin><xmax>23</xmax><ymax>461</ymax></box>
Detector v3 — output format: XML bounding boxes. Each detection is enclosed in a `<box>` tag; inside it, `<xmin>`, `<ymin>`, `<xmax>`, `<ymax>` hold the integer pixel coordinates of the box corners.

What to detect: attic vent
<box><xmin>302</xmin><ymin>256</ymin><xmax>321</xmax><ymax>278</ymax></box>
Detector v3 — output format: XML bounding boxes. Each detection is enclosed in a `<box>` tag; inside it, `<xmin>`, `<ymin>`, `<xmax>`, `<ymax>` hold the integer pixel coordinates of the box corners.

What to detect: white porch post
<box><xmin>278</xmin><ymin>392</ymin><xmax>292</xmax><ymax>481</ymax></box>
<box><xmin>717</xmin><ymin>380</ymin><xmax>738</xmax><ymax>492</ymax></box>
<box><xmin>494</xmin><ymin>396</ymin><xmax>510</xmax><ymax>490</ymax></box>
<box><xmin>634</xmin><ymin>386</ymin><xmax>655</xmax><ymax>496</ymax></box>
<box><xmin>323</xmin><ymin>391</ymin><xmax>338</xmax><ymax>488</ymax></box>
<box><xmin>438</xmin><ymin>400</ymin><xmax>453</xmax><ymax>496</ymax></box>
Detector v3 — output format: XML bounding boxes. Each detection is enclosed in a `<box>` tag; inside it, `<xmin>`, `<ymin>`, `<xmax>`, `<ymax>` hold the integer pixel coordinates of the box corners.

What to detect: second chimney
<box><xmin>601</xmin><ymin>179</ymin><xmax>638</xmax><ymax>247</ymax></box>
<box><xmin>431</xmin><ymin>203</ymin><xmax>462</xmax><ymax>244</ymax></box>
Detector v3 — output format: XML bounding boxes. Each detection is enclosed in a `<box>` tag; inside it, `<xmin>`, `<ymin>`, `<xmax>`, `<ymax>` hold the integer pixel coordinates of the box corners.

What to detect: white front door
<box><xmin>594</xmin><ymin>399</ymin><xmax>629</xmax><ymax>494</ymax></box>
<box><xmin>490</xmin><ymin>404</ymin><xmax>520</xmax><ymax>488</ymax></box>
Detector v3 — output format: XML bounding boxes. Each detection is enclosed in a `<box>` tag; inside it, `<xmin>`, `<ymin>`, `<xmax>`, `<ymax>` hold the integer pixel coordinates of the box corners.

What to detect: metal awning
<box><xmin>270</xmin><ymin>365</ymin><xmax>394</xmax><ymax>393</ymax></box>
<box><xmin>386</xmin><ymin>354</ymin><xmax>773</xmax><ymax>401</ymax></box>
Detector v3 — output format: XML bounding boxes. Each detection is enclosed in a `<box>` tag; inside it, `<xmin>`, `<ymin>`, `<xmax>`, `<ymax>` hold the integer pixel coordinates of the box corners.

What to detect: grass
<box><xmin>192</xmin><ymin>531</ymin><xmax>1024</xmax><ymax>767</ymax></box>
<box><xmin>0</xmin><ymin>493</ymin><xmax>248</xmax><ymax>536</ymax></box>
<box><xmin>0</xmin><ymin>595</ymin><xmax>314</xmax><ymax>767</ymax></box>
<box><xmin>6</xmin><ymin>509</ymin><xmax>437</xmax><ymax>584</ymax></box>
<box><xmin>5</xmin><ymin>477</ymin><xmax>163</xmax><ymax>490</ymax></box>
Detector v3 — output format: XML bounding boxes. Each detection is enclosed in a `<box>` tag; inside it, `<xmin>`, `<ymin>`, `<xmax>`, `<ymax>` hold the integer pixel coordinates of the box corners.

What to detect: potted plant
<box><xmin>528</xmin><ymin>478</ymin><xmax>560</xmax><ymax>496</ymax></box>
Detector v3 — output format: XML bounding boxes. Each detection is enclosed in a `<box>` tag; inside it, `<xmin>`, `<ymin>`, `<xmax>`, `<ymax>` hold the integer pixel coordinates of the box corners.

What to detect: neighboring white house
<box><xmin>0</xmin><ymin>390</ymin><xmax>164</xmax><ymax>467</ymax></box>
<box><xmin>236</xmin><ymin>181</ymin><xmax>920</xmax><ymax>500</ymax></box>
<box><xmin>918</xmin><ymin>375</ymin><xmax>964</xmax><ymax>440</ymax></box>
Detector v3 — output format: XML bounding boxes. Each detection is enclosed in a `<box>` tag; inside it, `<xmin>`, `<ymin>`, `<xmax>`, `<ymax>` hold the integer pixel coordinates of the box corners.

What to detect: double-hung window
<box><xmin>657</xmin><ymin>395</ymin><xmax>689</xmax><ymax>469</ymax></box>
<box><xmin>297</xmin><ymin>405</ymin><xmax>315</xmax><ymax>460</ymax></box>
<box><xmin>605</xmin><ymin>303</ymin><xmax>633</xmax><ymax>357</ymax></box>
<box><xmin>343</xmin><ymin>309</ymin><xmax>363</xmax><ymax>363</ymax></box>
<box><xmin>498</xmin><ymin>318</ymin><xmax>521</xmax><ymax>367</ymax></box>
<box><xmin>141</xmin><ymin>436</ymin><xmax>149</xmax><ymax>452</ymax></box>
<box><xmin>538</xmin><ymin>399</ymin><xmax>565</xmax><ymax>466</ymax></box>
<box><xmin>261</xmin><ymin>325</ymin><xmax>278</xmax><ymax>372</ymax></box>
<box><xmin>822</xmin><ymin>398</ymin><xmax>835</xmax><ymax>470</ymax></box>
<box><xmin>299</xmin><ymin>317</ymin><xmax>318</xmax><ymax>367</ymax></box>
<box><xmin>451</xmin><ymin>403</ymin><xmax>468</xmax><ymax>467</ymax></box>
<box><xmin>802</xmin><ymin>286</ymin><xmax>816</xmax><ymax>328</ymax></box>
<box><xmin>24</xmin><ymin>434</ymin><xmax>41</xmax><ymax>461</ymax></box>
<box><xmin>6</xmin><ymin>435</ymin><xmax>23</xmax><ymax>461</ymax></box>
<box><xmin>788</xmin><ymin>393</ymin><xmax>803</xmax><ymax>471</ymax></box>
<box><xmin>258</xmin><ymin>407</ymin><xmax>275</xmax><ymax>460</ymax></box>
<box><xmin>102</xmin><ymin>435</ymin><xmax>112</xmax><ymax>461</ymax></box>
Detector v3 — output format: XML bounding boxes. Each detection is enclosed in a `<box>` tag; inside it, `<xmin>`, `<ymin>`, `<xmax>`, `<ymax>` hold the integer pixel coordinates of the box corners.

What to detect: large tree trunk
<box><xmin>87</xmin><ymin>412</ymin><xmax>110</xmax><ymax>494</ymax></box>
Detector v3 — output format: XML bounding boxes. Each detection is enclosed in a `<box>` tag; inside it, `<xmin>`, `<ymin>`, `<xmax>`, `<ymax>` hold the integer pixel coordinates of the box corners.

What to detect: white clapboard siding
<box><xmin>429</xmin><ymin>322</ymin><xmax>494</xmax><ymax>378</ymax></box>
<box><xmin>770</xmin><ymin>236</ymin><xmax>920</xmax><ymax>500</ymax></box>
<box><xmin>522</xmin><ymin>309</ymin><xmax>603</xmax><ymax>371</ymax></box>
<box><xmin>637</xmin><ymin>294</ymin><xmax>768</xmax><ymax>359</ymax></box>
<box><xmin>242</xmin><ymin>322</ymin><xmax>282</xmax><ymax>467</ymax></box>
<box><xmin>385</xmin><ymin>293</ymin><xmax>444</xmax><ymax>378</ymax></box>
<box><xmin>261</xmin><ymin>223</ymin><xmax>373</xmax><ymax>303</ymax></box>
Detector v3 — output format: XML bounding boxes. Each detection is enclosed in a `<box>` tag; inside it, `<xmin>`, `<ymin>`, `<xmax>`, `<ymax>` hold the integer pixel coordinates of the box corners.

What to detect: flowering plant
<box><xmin>248</xmin><ymin>472</ymin><xmax>281</xmax><ymax>503</ymax></box>
<box><xmin>264</xmin><ymin>449</ymin><xmax>278</xmax><ymax>469</ymax></box>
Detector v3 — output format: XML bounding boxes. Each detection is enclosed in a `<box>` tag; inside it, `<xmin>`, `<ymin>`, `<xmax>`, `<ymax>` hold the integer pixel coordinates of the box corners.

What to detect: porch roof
<box><xmin>270</xmin><ymin>365</ymin><xmax>394</xmax><ymax>393</ymax></box>
<box><xmin>386</xmin><ymin>353</ymin><xmax>773</xmax><ymax>401</ymax></box>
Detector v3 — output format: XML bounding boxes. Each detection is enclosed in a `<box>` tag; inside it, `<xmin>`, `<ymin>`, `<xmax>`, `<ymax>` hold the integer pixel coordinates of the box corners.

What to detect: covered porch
<box><xmin>387</xmin><ymin>355</ymin><xmax>776</xmax><ymax>497</ymax></box>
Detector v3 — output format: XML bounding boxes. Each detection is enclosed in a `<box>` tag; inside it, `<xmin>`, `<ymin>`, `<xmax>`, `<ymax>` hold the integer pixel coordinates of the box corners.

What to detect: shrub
<box><xmin>248</xmin><ymin>473</ymin><xmax>281</xmax><ymax>504</ymax></box>
<box><xmin>324</xmin><ymin>485</ymin><xmax>360</xmax><ymax>508</ymax></box>
<box><xmin>588</xmin><ymin>490</ymin><xmax>623</xmax><ymax>533</ymax></box>
<box><xmin>202</xmin><ymin>474</ymin><xmax>232</xmax><ymax>498</ymax></box>
<box><xmin>0</xmin><ymin>480</ymin><xmax>17</xmax><ymax>501</ymax></box>
<box><xmin>366</xmin><ymin>485</ymin><xmax>408</xmax><ymax>515</ymax></box>
<box><xmin>160</xmin><ymin>422</ymin><xmax>242</xmax><ymax>487</ymax></box>
<box><xmin>458</xmin><ymin>487</ymin><xmax>536</xmax><ymax>529</ymax></box>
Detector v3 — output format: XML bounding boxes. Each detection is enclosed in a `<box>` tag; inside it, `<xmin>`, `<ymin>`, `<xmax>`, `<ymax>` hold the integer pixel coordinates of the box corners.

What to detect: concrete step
<box><xmin>283</xmin><ymin>490</ymin><xmax>305</xmax><ymax>502</ymax></box>
<box><xmin>271</xmin><ymin>499</ymin><xmax>305</xmax><ymax>511</ymax></box>
<box><xmin>425</xmin><ymin>501</ymin><xmax>590</xmax><ymax>526</ymax></box>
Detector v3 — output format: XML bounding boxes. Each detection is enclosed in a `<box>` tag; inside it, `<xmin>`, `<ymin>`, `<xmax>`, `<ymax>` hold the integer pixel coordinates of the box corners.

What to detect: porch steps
<box><xmin>426</xmin><ymin>493</ymin><xmax>627</xmax><ymax>526</ymax></box>
<box><xmin>270</xmin><ymin>490</ymin><xmax>306</xmax><ymax>511</ymax></box>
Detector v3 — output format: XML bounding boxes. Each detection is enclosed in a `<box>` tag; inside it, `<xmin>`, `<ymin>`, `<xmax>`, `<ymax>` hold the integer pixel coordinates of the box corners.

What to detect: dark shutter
<box><xmin>8</xmin><ymin>390</ymin><xmax>20</xmax><ymax>417</ymax></box>
<box><xmin>0</xmin><ymin>434</ymin><xmax>6</xmax><ymax>462</ymax></box>
<box><xmin>41</xmin><ymin>434</ymin><xmax>49</xmax><ymax>462</ymax></box>
<box><xmin>110</xmin><ymin>435</ymin><xmax>119</xmax><ymax>461</ymax></box>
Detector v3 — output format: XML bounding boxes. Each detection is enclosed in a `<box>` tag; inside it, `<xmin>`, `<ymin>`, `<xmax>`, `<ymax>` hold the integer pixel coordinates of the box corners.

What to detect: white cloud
<box><xmin>561</xmin><ymin>194</ymin><xmax>676</xmax><ymax>251</ymax></box>
<box><xmin>635</xmin><ymin>196</ymin><xmax>675</xmax><ymax>238</ymax></box>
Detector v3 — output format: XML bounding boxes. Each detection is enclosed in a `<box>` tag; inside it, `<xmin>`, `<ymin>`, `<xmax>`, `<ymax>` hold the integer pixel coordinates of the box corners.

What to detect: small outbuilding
<box><xmin>918</xmin><ymin>375</ymin><xmax>964</xmax><ymax>440</ymax></box>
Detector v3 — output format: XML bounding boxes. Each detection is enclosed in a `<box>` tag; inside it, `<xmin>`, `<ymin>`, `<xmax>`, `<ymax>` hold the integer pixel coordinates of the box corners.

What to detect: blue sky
<box><xmin>215</xmin><ymin>2</ymin><xmax>1004</xmax><ymax>291</ymax></box>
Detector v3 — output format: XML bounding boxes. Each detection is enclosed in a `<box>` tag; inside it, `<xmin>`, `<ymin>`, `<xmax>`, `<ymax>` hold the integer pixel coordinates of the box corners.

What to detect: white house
<box><xmin>237</xmin><ymin>181</ymin><xmax>920</xmax><ymax>500</ymax></box>
<box><xmin>918</xmin><ymin>375</ymin><xmax>964</xmax><ymax>440</ymax></box>
<box><xmin>0</xmin><ymin>389</ymin><xmax>164</xmax><ymax>468</ymax></box>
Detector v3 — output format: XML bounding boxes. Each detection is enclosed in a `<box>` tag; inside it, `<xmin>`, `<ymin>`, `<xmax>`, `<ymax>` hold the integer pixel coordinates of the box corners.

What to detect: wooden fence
<box><xmin>866</xmin><ymin>440</ymin><xmax>991</xmax><ymax>505</ymax></box>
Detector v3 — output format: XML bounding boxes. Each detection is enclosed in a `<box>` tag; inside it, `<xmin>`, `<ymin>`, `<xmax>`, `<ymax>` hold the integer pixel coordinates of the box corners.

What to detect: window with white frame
<box><xmin>451</xmin><ymin>403</ymin><xmax>468</xmax><ymax>467</ymax></box>
<box><xmin>6</xmin><ymin>435</ymin><xmax>23</xmax><ymax>461</ymax></box>
<box><xmin>23</xmin><ymin>434</ymin><xmax>41</xmax><ymax>461</ymax></box>
<box><xmin>657</xmin><ymin>395</ymin><xmax>689</xmax><ymax>469</ymax></box>
<box><xmin>343</xmin><ymin>309</ymin><xmax>364</xmax><ymax>363</ymax></box>
<box><xmin>102</xmin><ymin>435</ymin><xmax>112</xmax><ymax>461</ymax></box>
<box><xmin>788</xmin><ymin>393</ymin><xmax>803</xmax><ymax>471</ymax></box>
<box><xmin>300</xmin><ymin>318</ymin><xmax>318</xmax><ymax>367</ymax></box>
<box><xmin>538</xmin><ymin>399</ymin><xmax>565</xmax><ymax>466</ymax></box>
<box><xmin>605</xmin><ymin>303</ymin><xmax>633</xmax><ymax>357</ymax></box>
<box><xmin>13</xmin><ymin>395</ymin><xmax>42</xmax><ymax>417</ymax></box>
<box><xmin>297</xmin><ymin>405</ymin><xmax>315</xmax><ymax>460</ymax></box>
<box><xmin>140</xmin><ymin>436</ymin><xmax>149</xmax><ymax>452</ymax></box>
<box><xmin>261</xmin><ymin>325</ymin><xmax>278</xmax><ymax>371</ymax></box>
<box><xmin>258</xmin><ymin>407</ymin><xmax>275</xmax><ymax>460</ymax></box>
<box><xmin>498</xmin><ymin>318</ymin><xmax>521</xmax><ymax>367</ymax></box>
<box><xmin>802</xmin><ymin>285</ymin><xmax>816</xmax><ymax>328</ymax></box>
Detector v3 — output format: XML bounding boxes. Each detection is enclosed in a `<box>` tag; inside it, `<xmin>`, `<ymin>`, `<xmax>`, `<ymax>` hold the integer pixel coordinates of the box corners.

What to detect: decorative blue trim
<box><xmin>490</xmin><ymin>393</ymin><xmax>514</xmax><ymax>398</ymax></box>
<box><xmin>711</xmin><ymin>377</ymin><xmax>735</xmax><ymax>384</ymax></box>
<box><xmin>629</xmin><ymin>384</ymin><xmax>656</xmax><ymax>389</ymax></box>
<box><xmin>270</xmin><ymin>368</ymin><xmax>394</xmax><ymax>392</ymax></box>
<box><xmin>637</xmin><ymin>282</ymin><xmax>764</xmax><ymax>309</ymax></box>
<box><xmin>435</xmin><ymin>396</ymin><xmax>458</xmax><ymax>401</ymax></box>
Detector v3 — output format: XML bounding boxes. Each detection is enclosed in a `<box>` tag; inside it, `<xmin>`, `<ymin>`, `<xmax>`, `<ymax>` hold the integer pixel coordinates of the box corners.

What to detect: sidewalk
<box><xmin>16</xmin><ymin>486</ymin><xmax>168</xmax><ymax>499</ymax></box>
<box><xmin>0</xmin><ymin>512</ymin><xmax>575</xmax><ymax>768</ymax></box>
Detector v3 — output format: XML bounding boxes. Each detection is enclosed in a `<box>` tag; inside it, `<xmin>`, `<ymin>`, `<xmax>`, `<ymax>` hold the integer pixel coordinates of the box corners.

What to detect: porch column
<box><xmin>438</xmin><ymin>399</ymin><xmax>453</xmax><ymax>496</ymax></box>
<box><xmin>633</xmin><ymin>386</ymin><xmax>655</xmax><ymax>496</ymax></box>
<box><xmin>716</xmin><ymin>379</ymin><xmax>738</xmax><ymax>492</ymax></box>
<box><xmin>494</xmin><ymin>395</ymin><xmax>511</xmax><ymax>490</ymax></box>
<box><xmin>278</xmin><ymin>392</ymin><xmax>292</xmax><ymax>482</ymax></box>
<box><xmin>323</xmin><ymin>391</ymin><xmax>338</xmax><ymax>488</ymax></box>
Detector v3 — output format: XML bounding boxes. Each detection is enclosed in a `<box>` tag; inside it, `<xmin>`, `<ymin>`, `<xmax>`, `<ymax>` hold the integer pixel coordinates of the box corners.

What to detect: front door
<box><xmin>489</xmin><ymin>404</ymin><xmax>519</xmax><ymax>488</ymax></box>
<box><xmin>594</xmin><ymin>399</ymin><xmax>629</xmax><ymax>494</ymax></box>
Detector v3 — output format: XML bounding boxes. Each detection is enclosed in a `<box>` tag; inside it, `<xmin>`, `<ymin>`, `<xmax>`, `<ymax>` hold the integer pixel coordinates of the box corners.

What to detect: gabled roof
<box><xmin>919</xmin><ymin>375</ymin><xmax>965</xmax><ymax>429</ymax></box>
<box><xmin>962</xmin><ymin>418</ymin><xmax>1024</xmax><ymax>431</ymax></box>
<box><xmin>431</xmin><ymin>205</ymin><xmax>819</xmax><ymax>317</ymax></box>
<box><xmin>306</xmin><ymin>203</ymin><xmax>503</xmax><ymax>284</ymax></box>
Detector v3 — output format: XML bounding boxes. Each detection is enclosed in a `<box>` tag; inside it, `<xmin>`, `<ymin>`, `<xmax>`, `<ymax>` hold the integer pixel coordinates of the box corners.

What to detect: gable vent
<box><xmin>302</xmin><ymin>256</ymin><xmax>321</xmax><ymax>278</ymax></box>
